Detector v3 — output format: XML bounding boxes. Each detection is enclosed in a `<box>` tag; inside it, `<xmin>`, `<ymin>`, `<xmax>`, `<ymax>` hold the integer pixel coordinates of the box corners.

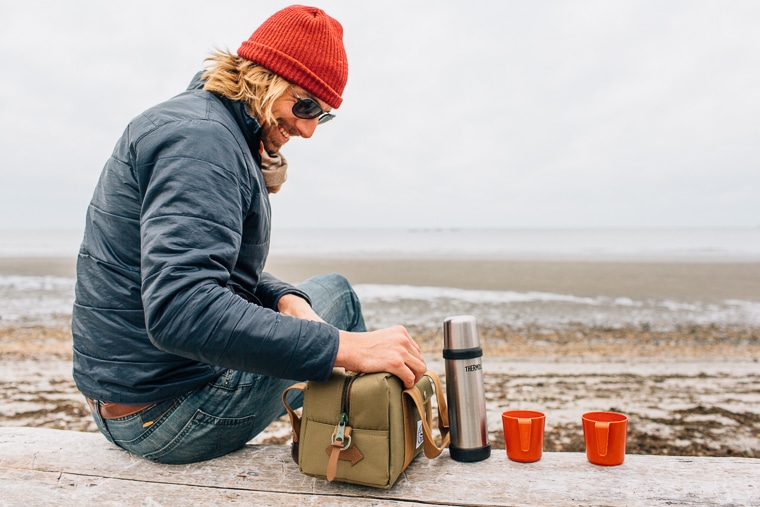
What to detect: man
<box><xmin>72</xmin><ymin>5</ymin><xmax>425</xmax><ymax>465</ymax></box>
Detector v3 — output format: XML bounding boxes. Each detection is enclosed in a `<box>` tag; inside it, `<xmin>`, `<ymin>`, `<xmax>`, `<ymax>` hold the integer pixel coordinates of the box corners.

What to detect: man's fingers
<box><xmin>402</xmin><ymin>352</ymin><xmax>427</xmax><ymax>388</ymax></box>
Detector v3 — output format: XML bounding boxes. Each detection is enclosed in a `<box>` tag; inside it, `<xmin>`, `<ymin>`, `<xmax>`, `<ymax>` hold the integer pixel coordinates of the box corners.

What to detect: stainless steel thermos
<box><xmin>443</xmin><ymin>315</ymin><xmax>491</xmax><ymax>462</ymax></box>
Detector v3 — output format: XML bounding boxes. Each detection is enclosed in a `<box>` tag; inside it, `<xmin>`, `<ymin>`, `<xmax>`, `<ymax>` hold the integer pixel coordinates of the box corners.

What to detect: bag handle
<box><xmin>403</xmin><ymin>370</ymin><xmax>451</xmax><ymax>460</ymax></box>
<box><xmin>282</xmin><ymin>382</ymin><xmax>306</xmax><ymax>444</ymax></box>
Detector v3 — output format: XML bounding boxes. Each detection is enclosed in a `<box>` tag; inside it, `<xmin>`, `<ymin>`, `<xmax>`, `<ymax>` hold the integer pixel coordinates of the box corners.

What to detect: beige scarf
<box><xmin>260</xmin><ymin>150</ymin><xmax>288</xmax><ymax>194</ymax></box>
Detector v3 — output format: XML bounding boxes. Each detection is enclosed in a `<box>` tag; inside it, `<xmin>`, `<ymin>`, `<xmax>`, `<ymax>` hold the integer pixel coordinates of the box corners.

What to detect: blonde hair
<box><xmin>202</xmin><ymin>50</ymin><xmax>290</xmax><ymax>126</ymax></box>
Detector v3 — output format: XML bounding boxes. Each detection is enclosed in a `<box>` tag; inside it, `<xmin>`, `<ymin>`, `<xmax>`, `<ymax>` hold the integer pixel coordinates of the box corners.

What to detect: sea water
<box><xmin>268</xmin><ymin>227</ymin><xmax>760</xmax><ymax>261</ymax></box>
<box><xmin>3</xmin><ymin>227</ymin><xmax>759</xmax><ymax>260</ymax></box>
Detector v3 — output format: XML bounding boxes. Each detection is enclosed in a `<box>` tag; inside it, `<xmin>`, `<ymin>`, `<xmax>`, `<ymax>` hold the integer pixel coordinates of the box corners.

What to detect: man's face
<box><xmin>259</xmin><ymin>86</ymin><xmax>332</xmax><ymax>155</ymax></box>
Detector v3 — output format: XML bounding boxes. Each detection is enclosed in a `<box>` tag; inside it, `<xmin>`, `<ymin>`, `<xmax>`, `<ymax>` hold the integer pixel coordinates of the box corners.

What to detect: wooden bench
<box><xmin>1</xmin><ymin>427</ymin><xmax>758</xmax><ymax>506</ymax></box>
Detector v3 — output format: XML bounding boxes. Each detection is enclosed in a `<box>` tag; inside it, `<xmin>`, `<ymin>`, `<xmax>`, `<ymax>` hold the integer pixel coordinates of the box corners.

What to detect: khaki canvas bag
<box><xmin>282</xmin><ymin>369</ymin><xmax>450</xmax><ymax>488</ymax></box>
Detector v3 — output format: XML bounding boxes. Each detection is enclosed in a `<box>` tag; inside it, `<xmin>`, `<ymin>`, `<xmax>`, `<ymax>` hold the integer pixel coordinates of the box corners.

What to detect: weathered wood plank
<box><xmin>0</xmin><ymin>463</ymin><xmax>428</xmax><ymax>506</ymax></box>
<box><xmin>0</xmin><ymin>468</ymin><xmax>417</xmax><ymax>506</ymax></box>
<box><xmin>1</xmin><ymin>427</ymin><xmax>758</xmax><ymax>507</ymax></box>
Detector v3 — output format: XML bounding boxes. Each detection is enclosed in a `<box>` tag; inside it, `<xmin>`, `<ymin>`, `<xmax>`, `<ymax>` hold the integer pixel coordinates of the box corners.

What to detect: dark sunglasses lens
<box><xmin>292</xmin><ymin>98</ymin><xmax>323</xmax><ymax>119</ymax></box>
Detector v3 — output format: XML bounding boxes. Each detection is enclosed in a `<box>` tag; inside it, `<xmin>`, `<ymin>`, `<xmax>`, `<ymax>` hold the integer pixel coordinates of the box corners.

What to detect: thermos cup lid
<box><xmin>443</xmin><ymin>315</ymin><xmax>480</xmax><ymax>350</ymax></box>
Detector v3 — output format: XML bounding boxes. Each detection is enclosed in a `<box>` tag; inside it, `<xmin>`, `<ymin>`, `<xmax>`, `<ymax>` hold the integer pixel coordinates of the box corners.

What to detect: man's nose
<box><xmin>295</xmin><ymin>118</ymin><xmax>319</xmax><ymax>139</ymax></box>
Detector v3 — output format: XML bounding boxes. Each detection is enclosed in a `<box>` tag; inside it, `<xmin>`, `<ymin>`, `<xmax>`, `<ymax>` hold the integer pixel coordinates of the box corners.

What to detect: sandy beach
<box><xmin>1</xmin><ymin>255</ymin><xmax>758</xmax><ymax>458</ymax></box>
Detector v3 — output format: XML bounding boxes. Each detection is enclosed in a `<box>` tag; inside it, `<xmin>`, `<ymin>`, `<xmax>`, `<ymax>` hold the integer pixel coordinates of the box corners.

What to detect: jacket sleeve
<box><xmin>254</xmin><ymin>272</ymin><xmax>312</xmax><ymax>310</ymax></box>
<box><xmin>136</xmin><ymin>118</ymin><xmax>339</xmax><ymax>382</ymax></box>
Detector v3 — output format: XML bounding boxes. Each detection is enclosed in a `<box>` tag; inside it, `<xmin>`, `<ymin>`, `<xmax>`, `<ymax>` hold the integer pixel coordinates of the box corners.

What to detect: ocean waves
<box><xmin>1</xmin><ymin>275</ymin><xmax>758</xmax><ymax>334</ymax></box>
<box><xmin>354</xmin><ymin>284</ymin><xmax>760</xmax><ymax>333</ymax></box>
<box><xmin>0</xmin><ymin>275</ymin><xmax>75</xmax><ymax>324</ymax></box>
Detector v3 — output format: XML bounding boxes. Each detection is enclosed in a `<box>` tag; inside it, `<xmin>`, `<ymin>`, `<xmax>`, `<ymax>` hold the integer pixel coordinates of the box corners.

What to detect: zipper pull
<box><xmin>334</xmin><ymin>412</ymin><xmax>349</xmax><ymax>444</ymax></box>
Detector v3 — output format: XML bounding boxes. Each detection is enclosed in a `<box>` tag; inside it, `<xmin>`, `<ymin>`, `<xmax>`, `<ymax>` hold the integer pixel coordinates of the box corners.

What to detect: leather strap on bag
<box><xmin>282</xmin><ymin>382</ymin><xmax>307</xmax><ymax>464</ymax></box>
<box><xmin>326</xmin><ymin>426</ymin><xmax>354</xmax><ymax>481</ymax></box>
<box><xmin>403</xmin><ymin>371</ymin><xmax>450</xmax><ymax>463</ymax></box>
<box><xmin>282</xmin><ymin>382</ymin><xmax>306</xmax><ymax>444</ymax></box>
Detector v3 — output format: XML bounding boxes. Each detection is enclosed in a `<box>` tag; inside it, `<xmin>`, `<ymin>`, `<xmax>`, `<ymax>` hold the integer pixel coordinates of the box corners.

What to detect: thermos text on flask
<box><xmin>443</xmin><ymin>315</ymin><xmax>491</xmax><ymax>462</ymax></box>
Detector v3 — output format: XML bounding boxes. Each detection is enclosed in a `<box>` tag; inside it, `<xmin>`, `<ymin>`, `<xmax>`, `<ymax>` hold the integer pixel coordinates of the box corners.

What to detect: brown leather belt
<box><xmin>86</xmin><ymin>397</ymin><xmax>153</xmax><ymax>420</ymax></box>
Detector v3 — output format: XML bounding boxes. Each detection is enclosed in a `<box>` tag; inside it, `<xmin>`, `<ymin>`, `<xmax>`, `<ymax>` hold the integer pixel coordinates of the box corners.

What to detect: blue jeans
<box><xmin>90</xmin><ymin>273</ymin><xmax>366</xmax><ymax>464</ymax></box>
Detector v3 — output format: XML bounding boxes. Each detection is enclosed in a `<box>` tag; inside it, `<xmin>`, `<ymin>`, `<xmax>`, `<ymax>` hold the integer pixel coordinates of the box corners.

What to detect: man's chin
<box><xmin>263</xmin><ymin>132</ymin><xmax>288</xmax><ymax>152</ymax></box>
<box><xmin>261</xmin><ymin>141</ymin><xmax>282</xmax><ymax>155</ymax></box>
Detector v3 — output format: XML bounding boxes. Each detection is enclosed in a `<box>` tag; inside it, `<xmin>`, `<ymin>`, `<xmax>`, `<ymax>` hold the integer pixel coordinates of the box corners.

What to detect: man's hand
<box><xmin>335</xmin><ymin>326</ymin><xmax>426</xmax><ymax>388</ymax></box>
<box><xmin>278</xmin><ymin>295</ymin><xmax>426</xmax><ymax>388</ymax></box>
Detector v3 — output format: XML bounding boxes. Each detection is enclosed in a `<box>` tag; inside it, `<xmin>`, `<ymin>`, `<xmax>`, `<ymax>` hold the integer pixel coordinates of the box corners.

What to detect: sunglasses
<box><xmin>290</xmin><ymin>86</ymin><xmax>335</xmax><ymax>125</ymax></box>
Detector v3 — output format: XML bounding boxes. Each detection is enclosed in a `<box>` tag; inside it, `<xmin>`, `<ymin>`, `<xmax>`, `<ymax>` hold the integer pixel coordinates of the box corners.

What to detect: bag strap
<box><xmin>282</xmin><ymin>382</ymin><xmax>307</xmax><ymax>444</ymax></box>
<box><xmin>403</xmin><ymin>370</ymin><xmax>451</xmax><ymax>461</ymax></box>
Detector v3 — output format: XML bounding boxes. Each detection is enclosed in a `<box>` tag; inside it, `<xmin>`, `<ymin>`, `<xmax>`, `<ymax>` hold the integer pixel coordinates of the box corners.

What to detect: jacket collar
<box><xmin>224</xmin><ymin>97</ymin><xmax>264</xmax><ymax>162</ymax></box>
<box><xmin>188</xmin><ymin>71</ymin><xmax>263</xmax><ymax>162</ymax></box>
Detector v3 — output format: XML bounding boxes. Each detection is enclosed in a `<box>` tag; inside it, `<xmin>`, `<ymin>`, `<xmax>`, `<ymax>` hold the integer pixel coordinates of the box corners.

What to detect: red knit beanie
<box><xmin>237</xmin><ymin>5</ymin><xmax>348</xmax><ymax>109</ymax></box>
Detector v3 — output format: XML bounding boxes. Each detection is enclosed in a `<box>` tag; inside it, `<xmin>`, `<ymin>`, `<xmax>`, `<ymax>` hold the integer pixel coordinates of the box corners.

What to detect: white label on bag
<box><xmin>416</xmin><ymin>420</ymin><xmax>424</xmax><ymax>448</ymax></box>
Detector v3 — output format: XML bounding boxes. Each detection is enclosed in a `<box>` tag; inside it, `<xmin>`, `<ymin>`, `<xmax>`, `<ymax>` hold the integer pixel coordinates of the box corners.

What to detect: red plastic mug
<box><xmin>582</xmin><ymin>411</ymin><xmax>628</xmax><ymax>466</ymax></box>
<box><xmin>502</xmin><ymin>410</ymin><xmax>545</xmax><ymax>463</ymax></box>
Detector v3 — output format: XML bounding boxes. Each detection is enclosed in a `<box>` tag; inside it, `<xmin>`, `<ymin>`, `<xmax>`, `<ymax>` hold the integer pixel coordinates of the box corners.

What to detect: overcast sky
<box><xmin>1</xmin><ymin>0</ymin><xmax>758</xmax><ymax>231</ymax></box>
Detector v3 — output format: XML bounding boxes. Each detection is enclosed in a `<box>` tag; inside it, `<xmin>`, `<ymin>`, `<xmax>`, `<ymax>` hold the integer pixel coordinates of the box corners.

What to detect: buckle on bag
<box><xmin>331</xmin><ymin>430</ymin><xmax>352</xmax><ymax>451</ymax></box>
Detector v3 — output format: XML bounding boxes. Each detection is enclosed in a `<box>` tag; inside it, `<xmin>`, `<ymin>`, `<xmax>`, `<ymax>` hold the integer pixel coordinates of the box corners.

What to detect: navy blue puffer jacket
<box><xmin>72</xmin><ymin>74</ymin><xmax>339</xmax><ymax>404</ymax></box>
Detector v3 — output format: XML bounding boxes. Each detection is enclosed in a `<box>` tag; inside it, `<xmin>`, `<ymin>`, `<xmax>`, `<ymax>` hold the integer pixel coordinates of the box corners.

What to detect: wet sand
<box><xmin>3</xmin><ymin>255</ymin><xmax>759</xmax><ymax>302</ymax></box>
<box><xmin>0</xmin><ymin>256</ymin><xmax>76</xmax><ymax>278</ymax></box>
<box><xmin>265</xmin><ymin>256</ymin><xmax>760</xmax><ymax>303</ymax></box>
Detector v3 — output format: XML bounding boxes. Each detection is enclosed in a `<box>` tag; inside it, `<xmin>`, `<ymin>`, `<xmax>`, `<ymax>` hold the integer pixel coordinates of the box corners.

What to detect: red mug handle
<box><xmin>518</xmin><ymin>418</ymin><xmax>532</xmax><ymax>452</ymax></box>
<box><xmin>595</xmin><ymin>421</ymin><xmax>610</xmax><ymax>457</ymax></box>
